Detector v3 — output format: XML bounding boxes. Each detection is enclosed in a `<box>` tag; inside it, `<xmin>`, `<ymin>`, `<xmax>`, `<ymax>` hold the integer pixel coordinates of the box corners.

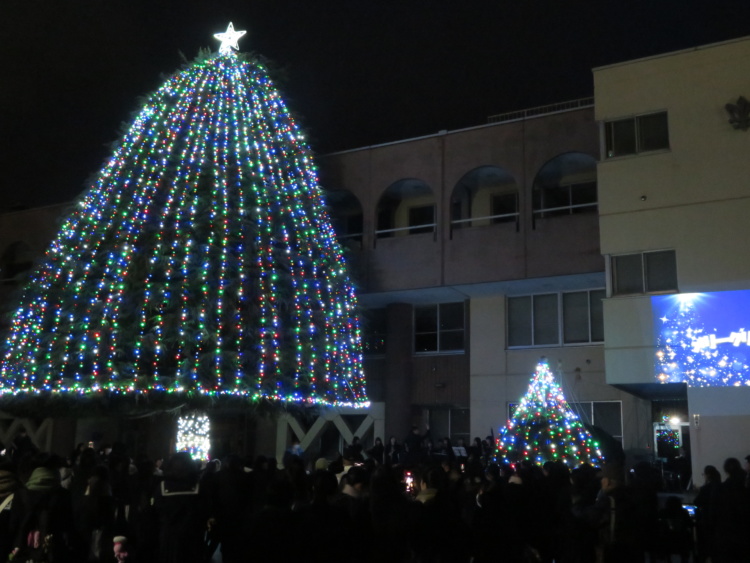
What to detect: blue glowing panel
<box><xmin>653</xmin><ymin>292</ymin><xmax>750</xmax><ymax>387</ymax></box>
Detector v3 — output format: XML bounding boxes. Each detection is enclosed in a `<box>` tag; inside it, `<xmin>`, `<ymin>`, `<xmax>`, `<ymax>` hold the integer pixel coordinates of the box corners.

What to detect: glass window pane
<box><xmin>439</xmin><ymin>302</ymin><xmax>464</xmax><ymax>331</ymax></box>
<box><xmin>593</xmin><ymin>402</ymin><xmax>623</xmax><ymax>438</ymax></box>
<box><xmin>537</xmin><ymin>187</ymin><xmax>570</xmax><ymax>212</ymax></box>
<box><xmin>589</xmin><ymin>290</ymin><xmax>605</xmax><ymax>342</ymax></box>
<box><xmin>645</xmin><ymin>250</ymin><xmax>677</xmax><ymax>293</ymax></box>
<box><xmin>606</xmin><ymin>119</ymin><xmax>636</xmax><ymax>157</ymax></box>
<box><xmin>440</xmin><ymin>330</ymin><xmax>464</xmax><ymax>351</ymax></box>
<box><xmin>363</xmin><ymin>308</ymin><xmax>387</xmax><ymax>355</ymax></box>
<box><xmin>569</xmin><ymin>402</ymin><xmax>593</xmax><ymax>425</ymax></box>
<box><xmin>415</xmin><ymin>333</ymin><xmax>437</xmax><ymax>353</ymax></box>
<box><xmin>638</xmin><ymin>112</ymin><xmax>669</xmax><ymax>152</ymax></box>
<box><xmin>563</xmin><ymin>291</ymin><xmax>589</xmax><ymax>344</ymax></box>
<box><xmin>571</xmin><ymin>182</ymin><xmax>598</xmax><ymax>207</ymax></box>
<box><xmin>533</xmin><ymin>294</ymin><xmax>559</xmax><ymax>345</ymax></box>
<box><xmin>414</xmin><ymin>305</ymin><xmax>438</xmax><ymax>333</ymax></box>
<box><xmin>508</xmin><ymin>297</ymin><xmax>532</xmax><ymax>347</ymax></box>
<box><xmin>408</xmin><ymin>205</ymin><xmax>434</xmax><ymax>234</ymax></box>
<box><xmin>491</xmin><ymin>193</ymin><xmax>517</xmax><ymax>223</ymax></box>
<box><xmin>612</xmin><ymin>253</ymin><xmax>644</xmax><ymax>295</ymax></box>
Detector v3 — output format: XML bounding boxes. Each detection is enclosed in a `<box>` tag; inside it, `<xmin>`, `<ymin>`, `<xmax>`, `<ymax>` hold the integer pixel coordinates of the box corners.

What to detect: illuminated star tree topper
<box><xmin>494</xmin><ymin>361</ymin><xmax>603</xmax><ymax>467</ymax></box>
<box><xmin>0</xmin><ymin>25</ymin><xmax>368</xmax><ymax>410</ymax></box>
<box><xmin>214</xmin><ymin>22</ymin><xmax>247</xmax><ymax>56</ymax></box>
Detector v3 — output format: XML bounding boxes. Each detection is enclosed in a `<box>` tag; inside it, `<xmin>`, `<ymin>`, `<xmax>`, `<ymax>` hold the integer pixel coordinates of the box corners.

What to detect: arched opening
<box><xmin>532</xmin><ymin>153</ymin><xmax>597</xmax><ymax>220</ymax></box>
<box><xmin>375</xmin><ymin>179</ymin><xmax>435</xmax><ymax>239</ymax></box>
<box><xmin>450</xmin><ymin>166</ymin><xmax>518</xmax><ymax>232</ymax></box>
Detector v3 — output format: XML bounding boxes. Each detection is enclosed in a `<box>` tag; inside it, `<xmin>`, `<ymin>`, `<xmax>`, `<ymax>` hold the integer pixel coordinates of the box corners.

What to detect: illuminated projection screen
<box><xmin>653</xmin><ymin>292</ymin><xmax>750</xmax><ymax>387</ymax></box>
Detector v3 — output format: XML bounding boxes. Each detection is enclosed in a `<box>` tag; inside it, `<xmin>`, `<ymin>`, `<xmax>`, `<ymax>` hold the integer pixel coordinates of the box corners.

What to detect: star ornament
<box><xmin>214</xmin><ymin>22</ymin><xmax>246</xmax><ymax>55</ymax></box>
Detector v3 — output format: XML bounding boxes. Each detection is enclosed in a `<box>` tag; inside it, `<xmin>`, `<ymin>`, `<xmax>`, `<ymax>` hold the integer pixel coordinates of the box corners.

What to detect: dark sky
<box><xmin>2</xmin><ymin>0</ymin><xmax>749</xmax><ymax>207</ymax></box>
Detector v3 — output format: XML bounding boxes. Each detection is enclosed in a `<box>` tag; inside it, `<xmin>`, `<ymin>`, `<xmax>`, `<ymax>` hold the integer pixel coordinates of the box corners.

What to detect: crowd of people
<box><xmin>1</xmin><ymin>427</ymin><xmax>749</xmax><ymax>563</ymax></box>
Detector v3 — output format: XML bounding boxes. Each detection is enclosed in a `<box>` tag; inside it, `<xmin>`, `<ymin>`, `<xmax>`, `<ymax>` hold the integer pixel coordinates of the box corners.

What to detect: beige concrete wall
<box><xmin>595</xmin><ymin>36</ymin><xmax>750</xmax><ymax>474</ymax></box>
<box><xmin>688</xmin><ymin>386</ymin><xmax>750</xmax><ymax>487</ymax></box>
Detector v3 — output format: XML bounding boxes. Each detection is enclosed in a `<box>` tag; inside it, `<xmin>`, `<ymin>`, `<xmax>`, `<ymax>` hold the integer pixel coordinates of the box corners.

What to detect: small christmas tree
<box><xmin>494</xmin><ymin>361</ymin><xmax>602</xmax><ymax>466</ymax></box>
<box><xmin>0</xmin><ymin>24</ymin><xmax>368</xmax><ymax>409</ymax></box>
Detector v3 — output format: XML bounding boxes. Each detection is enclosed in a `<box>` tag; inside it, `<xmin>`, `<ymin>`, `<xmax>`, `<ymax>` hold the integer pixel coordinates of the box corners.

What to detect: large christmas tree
<box><xmin>0</xmin><ymin>24</ymin><xmax>368</xmax><ymax>408</ymax></box>
<box><xmin>494</xmin><ymin>361</ymin><xmax>602</xmax><ymax>466</ymax></box>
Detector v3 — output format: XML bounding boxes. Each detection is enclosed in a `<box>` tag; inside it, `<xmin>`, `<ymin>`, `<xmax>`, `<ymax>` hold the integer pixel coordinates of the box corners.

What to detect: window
<box><xmin>605</xmin><ymin>112</ymin><xmax>669</xmax><ymax>158</ymax></box>
<box><xmin>533</xmin><ymin>181</ymin><xmax>597</xmax><ymax>218</ymax></box>
<box><xmin>611</xmin><ymin>250</ymin><xmax>677</xmax><ymax>296</ymax></box>
<box><xmin>332</xmin><ymin>213</ymin><xmax>363</xmax><ymax>244</ymax></box>
<box><xmin>510</xmin><ymin>400</ymin><xmax>624</xmax><ymax>445</ymax></box>
<box><xmin>362</xmin><ymin>308</ymin><xmax>386</xmax><ymax>355</ymax></box>
<box><xmin>414</xmin><ymin>302</ymin><xmax>465</xmax><ymax>353</ymax></box>
<box><xmin>569</xmin><ymin>401</ymin><xmax>624</xmax><ymax>444</ymax></box>
<box><xmin>507</xmin><ymin>289</ymin><xmax>605</xmax><ymax>347</ymax></box>
<box><xmin>491</xmin><ymin>193</ymin><xmax>518</xmax><ymax>224</ymax></box>
<box><xmin>408</xmin><ymin>205</ymin><xmax>435</xmax><ymax>234</ymax></box>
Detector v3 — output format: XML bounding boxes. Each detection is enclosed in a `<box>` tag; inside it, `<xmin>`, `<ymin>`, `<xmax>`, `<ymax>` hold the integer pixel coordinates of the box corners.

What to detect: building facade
<box><xmin>320</xmin><ymin>100</ymin><xmax>650</xmax><ymax>458</ymax></box>
<box><xmin>18</xmin><ymin>32</ymin><xmax>750</xmax><ymax>466</ymax></box>
<box><xmin>595</xmin><ymin>36</ymin><xmax>750</xmax><ymax>480</ymax></box>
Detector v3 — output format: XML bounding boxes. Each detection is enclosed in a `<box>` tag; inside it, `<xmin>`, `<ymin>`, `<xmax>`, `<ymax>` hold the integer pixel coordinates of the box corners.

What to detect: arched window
<box><xmin>450</xmin><ymin>166</ymin><xmax>518</xmax><ymax>231</ymax></box>
<box><xmin>375</xmin><ymin>179</ymin><xmax>435</xmax><ymax>239</ymax></box>
<box><xmin>532</xmin><ymin>153</ymin><xmax>597</xmax><ymax>219</ymax></box>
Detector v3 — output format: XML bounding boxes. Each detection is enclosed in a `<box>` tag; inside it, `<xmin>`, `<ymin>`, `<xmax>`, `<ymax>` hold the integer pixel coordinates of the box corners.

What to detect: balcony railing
<box><xmin>488</xmin><ymin>97</ymin><xmax>594</xmax><ymax>124</ymax></box>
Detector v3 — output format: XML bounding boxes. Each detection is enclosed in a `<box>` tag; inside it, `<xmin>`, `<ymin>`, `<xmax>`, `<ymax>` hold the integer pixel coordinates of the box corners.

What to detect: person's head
<box><xmin>723</xmin><ymin>457</ymin><xmax>744</xmax><ymax>479</ymax></box>
<box><xmin>389</xmin><ymin>436</ymin><xmax>397</xmax><ymax>445</ymax></box>
<box><xmin>703</xmin><ymin>465</ymin><xmax>721</xmax><ymax>484</ymax></box>
<box><xmin>744</xmin><ymin>455</ymin><xmax>750</xmax><ymax>472</ymax></box>
<box><xmin>352</xmin><ymin>436</ymin><xmax>360</xmax><ymax>445</ymax></box>
<box><xmin>343</xmin><ymin>465</ymin><xmax>368</xmax><ymax>491</ymax></box>
<box><xmin>420</xmin><ymin>464</ymin><xmax>447</xmax><ymax>491</ymax></box>
<box><xmin>165</xmin><ymin>451</ymin><xmax>200</xmax><ymax>484</ymax></box>
<box><xmin>600</xmin><ymin>463</ymin><xmax>625</xmax><ymax>493</ymax></box>
<box><xmin>374</xmin><ymin>437</ymin><xmax>383</xmax><ymax>446</ymax></box>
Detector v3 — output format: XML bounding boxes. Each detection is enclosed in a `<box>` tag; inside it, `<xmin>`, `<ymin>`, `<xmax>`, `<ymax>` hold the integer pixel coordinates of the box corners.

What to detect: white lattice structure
<box><xmin>276</xmin><ymin>402</ymin><xmax>385</xmax><ymax>466</ymax></box>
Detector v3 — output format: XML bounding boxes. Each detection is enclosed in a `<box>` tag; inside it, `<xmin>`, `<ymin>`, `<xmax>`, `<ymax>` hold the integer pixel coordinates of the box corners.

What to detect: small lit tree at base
<box><xmin>176</xmin><ymin>411</ymin><xmax>211</xmax><ymax>460</ymax></box>
<box><xmin>494</xmin><ymin>361</ymin><xmax>603</xmax><ymax>467</ymax></box>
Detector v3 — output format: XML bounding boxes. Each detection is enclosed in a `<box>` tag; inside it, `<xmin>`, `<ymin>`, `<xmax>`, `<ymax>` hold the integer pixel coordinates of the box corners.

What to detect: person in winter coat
<box><xmin>152</xmin><ymin>452</ymin><xmax>209</xmax><ymax>563</ymax></box>
<box><xmin>7</xmin><ymin>454</ymin><xmax>74</xmax><ymax>563</ymax></box>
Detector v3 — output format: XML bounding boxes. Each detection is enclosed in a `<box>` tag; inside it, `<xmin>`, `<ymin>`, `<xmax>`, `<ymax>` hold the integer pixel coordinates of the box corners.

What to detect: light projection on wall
<box><xmin>653</xmin><ymin>292</ymin><xmax>750</xmax><ymax>387</ymax></box>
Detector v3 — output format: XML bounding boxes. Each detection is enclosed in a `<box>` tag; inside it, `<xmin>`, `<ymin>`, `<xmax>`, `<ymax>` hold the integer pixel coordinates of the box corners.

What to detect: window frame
<box><xmin>413</xmin><ymin>302</ymin><xmax>466</xmax><ymax>355</ymax></box>
<box><xmin>407</xmin><ymin>204</ymin><xmax>436</xmax><ymax>235</ymax></box>
<box><xmin>509</xmin><ymin>399</ymin><xmax>624</xmax><ymax>446</ymax></box>
<box><xmin>610</xmin><ymin>250</ymin><xmax>678</xmax><ymax>296</ymax></box>
<box><xmin>604</xmin><ymin>111</ymin><xmax>669</xmax><ymax>159</ymax></box>
<box><xmin>507</xmin><ymin>289</ymin><xmax>606</xmax><ymax>349</ymax></box>
<box><xmin>532</xmin><ymin>181</ymin><xmax>598</xmax><ymax>218</ymax></box>
<box><xmin>362</xmin><ymin>308</ymin><xmax>387</xmax><ymax>357</ymax></box>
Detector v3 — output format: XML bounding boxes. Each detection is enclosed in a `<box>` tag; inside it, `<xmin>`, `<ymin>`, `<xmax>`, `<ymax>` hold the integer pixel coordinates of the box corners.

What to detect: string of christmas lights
<box><xmin>0</xmin><ymin>26</ymin><xmax>368</xmax><ymax>408</ymax></box>
<box><xmin>494</xmin><ymin>362</ymin><xmax>603</xmax><ymax>466</ymax></box>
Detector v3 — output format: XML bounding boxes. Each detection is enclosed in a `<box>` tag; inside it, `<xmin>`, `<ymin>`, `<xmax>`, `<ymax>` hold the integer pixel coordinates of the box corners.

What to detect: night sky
<box><xmin>2</xmin><ymin>0</ymin><xmax>749</xmax><ymax>208</ymax></box>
